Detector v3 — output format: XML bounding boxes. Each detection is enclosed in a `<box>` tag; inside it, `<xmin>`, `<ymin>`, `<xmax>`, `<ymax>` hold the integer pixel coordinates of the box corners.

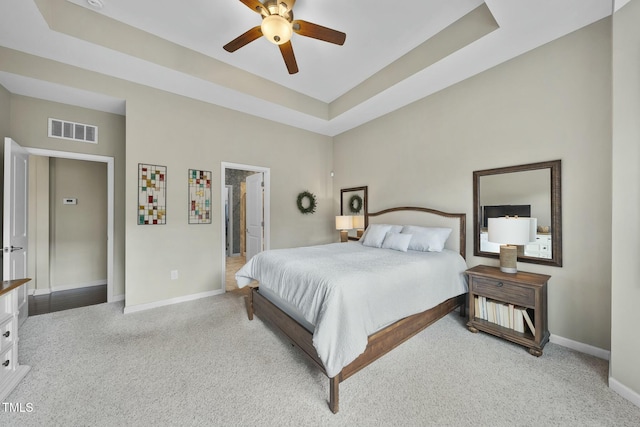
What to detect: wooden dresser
<box><xmin>0</xmin><ymin>278</ymin><xmax>31</xmax><ymax>401</ymax></box>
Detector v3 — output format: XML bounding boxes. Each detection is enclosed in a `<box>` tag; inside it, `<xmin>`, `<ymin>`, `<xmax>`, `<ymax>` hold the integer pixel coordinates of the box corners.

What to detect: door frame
<box><xmin>26</xmin><ymin>148</ymin><xmax>115</xmax><ymax>303</ymax></box>
<box><xmin>221</xmin><ymin>162</ymin><xmax>270</xmax><ymax>292</ymax></box>
<box><xmin>225</xmin><ymin>184</ymin><xmax>233</xmax><ymax>256</ymax></box>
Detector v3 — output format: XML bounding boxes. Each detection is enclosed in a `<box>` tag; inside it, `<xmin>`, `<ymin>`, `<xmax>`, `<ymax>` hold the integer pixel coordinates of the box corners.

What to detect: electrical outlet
<box><xmin>170</xmin><ymin>270</ymin><xmax>178</xmax><ymax>280</ymax></box>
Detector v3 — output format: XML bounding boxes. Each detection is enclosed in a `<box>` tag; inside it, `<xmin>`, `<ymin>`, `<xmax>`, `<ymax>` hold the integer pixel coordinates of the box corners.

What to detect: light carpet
<box><xmin>3</xmin><ymin>293</ymin><xmax>640</xmax><ymax>426</ymax></box>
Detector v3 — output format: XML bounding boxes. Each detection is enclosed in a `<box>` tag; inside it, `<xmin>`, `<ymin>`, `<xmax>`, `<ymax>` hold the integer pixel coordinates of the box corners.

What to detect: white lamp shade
<box><xmin>352</xmin><ymin>215</ymin><xmax>365</xmax><ymax>229</ymax></box>
<box><xmin>529</xmin><ymin>217</ymin><xmax>537</xmax><ymax>242</ymax></box>
<box><xmin>488</xmin><ymin>217</ymin><xmax>532</xmax><ymax>245</ymax></box>
<box><xmin>335</xmin><ymin>215</ymin><xmax>353</xmax><ymax>230</ymax></box>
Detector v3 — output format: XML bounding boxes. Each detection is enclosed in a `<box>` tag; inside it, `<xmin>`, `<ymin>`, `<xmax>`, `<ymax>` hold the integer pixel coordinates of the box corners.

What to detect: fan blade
<box><xmin>223</xmin><ymin>26</ymin><xmax>263</xmax><ymax>52</ymax></box>
<box><xmin>239</xmin><ymin>0</ymin><xmax>269</xmax><ymax>16</ymax></box>
<box><xmin>279</xmin><ymin>41</ymin><xmax>299</xmax><ymax>74</ymax></box>
<box><xmin>292</xmin><ymin>20</ymin><xmax>346</xmax><ymax>45</ymax></box>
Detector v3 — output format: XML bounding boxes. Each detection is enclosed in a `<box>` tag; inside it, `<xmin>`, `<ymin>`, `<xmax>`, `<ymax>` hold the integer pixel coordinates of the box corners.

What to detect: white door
<box><xmin>3</xmin><ymin>138</ymin><xmax>29</xmax><ymax>325</ymax></box>
<box><xmin>245</xmin><ymin>172</ymin><xmax>263</xmax><ymax>262</ymax></box>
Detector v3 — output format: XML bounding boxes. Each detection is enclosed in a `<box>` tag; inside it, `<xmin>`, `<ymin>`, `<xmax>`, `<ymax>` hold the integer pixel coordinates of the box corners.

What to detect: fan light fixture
<box><xmin>86</xmin><ymin>0</ymin><xmax>104</xmax><ymax>9</ymax></box>
<box><xmin>223</xmin><ymin>0</ymin><xmax>346</xmax><ymax>74</ymax></box>
<box><xmin>261</xmin><ymin>15</ymin><xmax>292</xmax><ymax>45</ymax></box>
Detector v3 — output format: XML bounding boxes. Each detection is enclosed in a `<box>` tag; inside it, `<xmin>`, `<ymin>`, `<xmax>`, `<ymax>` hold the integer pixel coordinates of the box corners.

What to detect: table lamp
<box><xmin>352</xmin><ymin>215</ymin><xmax>365</xmax><ymax>238</ymax></box>
<box><xmin>488</xmin><ymin>216</ymin><xmax>534</xmax><ymax>273</ymax></box>
<box><xmin>335</xmin><ymin>215</ymin><xmax>353</xmax><ymax>242</ymax></box>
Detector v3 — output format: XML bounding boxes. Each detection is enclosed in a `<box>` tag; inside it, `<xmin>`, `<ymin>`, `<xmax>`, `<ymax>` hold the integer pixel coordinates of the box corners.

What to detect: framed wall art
<box><xmin>138</xmin><ymin>163</ymin><xmax>167</xmax><ymax>225</ymax></box>
<box><xmin>188</xmin><ymin>169</ymin><xmax>212</xmax><ymax>224</ymax></box>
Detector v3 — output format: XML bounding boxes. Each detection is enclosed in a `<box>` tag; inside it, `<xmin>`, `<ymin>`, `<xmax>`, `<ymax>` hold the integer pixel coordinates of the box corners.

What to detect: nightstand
<box><xmin>466</xmin><ymin>265</ymin><xmax>550</xmax><ymax>356</ymax></box>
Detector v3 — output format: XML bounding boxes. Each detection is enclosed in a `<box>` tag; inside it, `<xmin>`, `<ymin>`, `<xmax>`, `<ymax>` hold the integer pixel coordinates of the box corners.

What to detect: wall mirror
<box><xmin>340</xmin><ymin>186</ymin><xmax>368</xmax><ymax>240</ymax></box>
<box><xmin>473</xmin><ymin>160</ymin><xmax>562</xmax><ymax>267</ymax></box>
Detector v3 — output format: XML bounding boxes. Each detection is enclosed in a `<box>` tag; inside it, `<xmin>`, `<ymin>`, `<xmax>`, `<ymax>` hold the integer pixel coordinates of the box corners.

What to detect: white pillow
<box><xmin>401</xmin><ymin>225</ymin><xmax>452</xmax><ymax>252</ymax></box>
<box><xmin>359</xmin><ymin>224</ymin><xmax>402</xmax><ymax>245</ymax></box>
<box><xmin>361</xmin><ymin>224</ymin><xmax>400</xmax><ymax>248</ymax></box>
<box><xmin>381</xmin><ymin>232</ymin><xmax>412</xmax><ymax>252</ymax></box>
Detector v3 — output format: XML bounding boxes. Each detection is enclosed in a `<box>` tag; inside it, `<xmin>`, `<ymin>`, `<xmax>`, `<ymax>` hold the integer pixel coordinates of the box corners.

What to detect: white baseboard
<box><xmin>123</xmin><ymin>289</ymin><xmax>225</xmax><ymax>314</ymax></box>
<box><xmin>52</xmin><ymin>280</ymin><xmax>107</xmax><ymax>292</ymax></box>
<box><xmin>550</xmin><ymin>333</ymin><xmax>610</xmax><ymax>360</ymax></box>
<box><xmin>110</xmin><ymin>294</ymin><xmax>125</xmax><ymax>303</ymax></box>
<box><xmin>31</xmin><ymin>280</ymin><xmax>107</xmax><ymax>295</ymax></box>
<box><xmin>609</xmin><ymin>376</ymin><xmax>640</xmax><ymax>409</ymax></box>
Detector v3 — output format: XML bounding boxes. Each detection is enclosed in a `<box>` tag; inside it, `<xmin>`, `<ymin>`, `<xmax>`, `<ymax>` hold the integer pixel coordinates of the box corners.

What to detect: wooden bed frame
<box><xmin>243</xmin><ymin>206</ymin><xmax>467</xmax><ymax>413</ymax></box>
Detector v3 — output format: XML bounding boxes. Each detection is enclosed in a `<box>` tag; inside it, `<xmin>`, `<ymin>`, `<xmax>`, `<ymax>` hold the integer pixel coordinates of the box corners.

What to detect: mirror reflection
<box><xmin>473</xmin><ymin>160</ymin><xmax>562</xmax><ymax>267</ymax></box>
<box><xmin>340</xmin><ymin>186</ymin><xmax>368</xmax><ymax>240</ymax></box>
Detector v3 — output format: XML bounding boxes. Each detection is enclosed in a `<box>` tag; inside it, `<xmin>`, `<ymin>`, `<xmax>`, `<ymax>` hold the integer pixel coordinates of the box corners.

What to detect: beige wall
<box><xmin>8</xmin><ymin>95</ymin><xmax>126</xmax><ymax>297</ymax></box>
<box><xmin>27</xmin><ymin>155</ymin><xmax>50</xmax><ymax>293</ymax></box>
<box><xmin>0</xmin><ymin>48</ymin><xmax>335</xmax><ymax>310</ymax></box>
<box><xmin>611</xmin><ymin>0</ymin><xmax>640</xmax><ymax>403</ymax></box>
<box><xmin>334</xmin><ymin>19</ymin><xmax>613</xmax><ymax>351</ymax></box>
<box><xmin>50</xmin><ymin>158</ymin><xmax>107</xmax><ymax>290</ymax></box>
<box><xmin>124</xmin><ymin>87</ymin><xmax>334</xmax><ymax>307</ymax></box>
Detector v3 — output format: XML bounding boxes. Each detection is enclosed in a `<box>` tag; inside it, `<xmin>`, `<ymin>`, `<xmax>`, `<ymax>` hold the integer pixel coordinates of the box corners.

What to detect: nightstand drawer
<box><xmin>471</xmin><ymin>277</ymin><xmax>535</xmax><ymax>307</ymax></box>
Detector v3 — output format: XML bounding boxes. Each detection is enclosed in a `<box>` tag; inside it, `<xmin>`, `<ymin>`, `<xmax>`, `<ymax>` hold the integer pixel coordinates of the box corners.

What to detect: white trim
<box><xmin>225</xmin><ymin>184</ymin><xmax>233</xmax><ymax>256</ymax></box>
<box><xmin>609</xmin><ymin>376</ymin><xmax>640</xmax><ymax>409</ymax></box>
<box><xmin>50</xmin><ymin>280</ymin><xmax>106</xmax><ymax>293</ymax></box>
<box><xmin>123</xmin><ymin>289</ymin><xmax>224</xmax><ymax>314</ymax></box>
<box><xmin>221</xmin><ymin>162</ymin><xmax>271</xmax><ymax>293</ymax></box>
<box><xmin>550</xmin><ymin>333</ymin><xmax>610</xmax><ymax>360</ymax></box>
<box><xmin>111</xmin><ymin>293</ymin><xmax>125</xmax><ymax>302</ymax></box>
<box><xmin>25</xmin><ymin>148</ymin><xmax>115</xmax><ymax>304</ymax></box>
<box><xmin>31</xmin><ymin>280</ymin><xmax>106</xmax><ymax>295</ymax></box>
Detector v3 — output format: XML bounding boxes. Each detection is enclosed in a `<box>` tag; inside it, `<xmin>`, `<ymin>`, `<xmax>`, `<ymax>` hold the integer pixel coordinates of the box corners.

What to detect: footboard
<box><xmin>248</xmin><ymin>288</ymin><xmax>325</xmax><ymax>373</ymax></box>
<box><xmin>245</xmin><ymin>287</ymin><xmax>464</xmax><ymax>413</ymax></box>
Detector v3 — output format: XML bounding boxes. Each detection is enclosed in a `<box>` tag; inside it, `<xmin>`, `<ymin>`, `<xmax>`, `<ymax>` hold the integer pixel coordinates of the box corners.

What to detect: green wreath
<box><xmin>349</xmin><ymin>194</ymin><xmax>363</xmax><ymax>214</ymax></box>
<box><xmin>296</xmin><ymin>191</ymin><xmax>317</xmax><ymax>214</ymax></box>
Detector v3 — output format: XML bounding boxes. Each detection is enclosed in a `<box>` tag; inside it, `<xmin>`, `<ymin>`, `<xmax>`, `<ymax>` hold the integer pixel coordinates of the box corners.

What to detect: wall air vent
<box><xmin>48</xmin><ymin>118</ymin><xmax>98</xmax><ymax>144</ymax></box>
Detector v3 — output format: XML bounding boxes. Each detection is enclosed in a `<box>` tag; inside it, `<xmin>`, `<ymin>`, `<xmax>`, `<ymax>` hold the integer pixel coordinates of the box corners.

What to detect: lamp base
<box><xmin>499</xmin><ymin>245</ymin><xmax>518</xmax><ymax>274</ymax></box>
<box><xmin>356</xmin><ymin>229</ymin><xmax>364</xmax><ymax>238</ymax></box>
<box><xmin>339</xmin><ymin>230</ymin><xmax>349</xmax><ymax>243</ymax></box>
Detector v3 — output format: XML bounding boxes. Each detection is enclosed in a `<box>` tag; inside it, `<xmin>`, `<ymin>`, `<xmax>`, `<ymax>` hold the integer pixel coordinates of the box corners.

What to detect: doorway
<box><xmin>221</xmin><ymin>162</ymin><xmax>270</xmax><ymax>293</ymax></box>
<box><xmin>25</xmin><ymin>148</ymin><xmax>114</xmax><ymax>307</ymax></box>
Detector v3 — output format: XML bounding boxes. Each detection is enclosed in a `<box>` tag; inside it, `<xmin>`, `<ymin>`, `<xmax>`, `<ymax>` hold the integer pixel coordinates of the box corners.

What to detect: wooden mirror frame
<box><xmin>340</xmin><ymin>186</ymin><xmax>368</xmax><ymax>241</ymax></box>
<box><xmin>473</xmin><ymin>160</ymin><xmax>562</xmax><ymax>267</ymax></box>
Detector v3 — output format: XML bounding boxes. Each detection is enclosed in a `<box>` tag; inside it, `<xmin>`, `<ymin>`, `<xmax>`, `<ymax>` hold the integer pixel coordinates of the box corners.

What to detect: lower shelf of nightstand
<box><xmin>467</xmin><ymin>318</ymin><xmax>549</xmax><ymax>356</ymax></box>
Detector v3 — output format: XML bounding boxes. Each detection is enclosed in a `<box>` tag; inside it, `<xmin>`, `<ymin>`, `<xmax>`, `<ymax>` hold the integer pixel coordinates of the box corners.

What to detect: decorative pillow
<box><xmin>381</xmin><ymin>232</ymin><xmax>413</xmax><ymax>252</ymax></box>
<box><xmin>359</xmin><ymin>224</ymin><xmax>402</xmax><ymax>245</ymax></box>
<box><xmin>361</xmin><ymin>224</ymin><xmax>399</xmax><ymax>248</ymax></box>
<box><xmin>401</xmin><ymin>225</ymin><xmax>452</xmax><ymax>252</ymax></box>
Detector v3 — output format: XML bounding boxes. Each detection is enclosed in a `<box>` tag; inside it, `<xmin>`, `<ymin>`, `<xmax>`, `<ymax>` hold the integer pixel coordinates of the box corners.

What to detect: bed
<box><xmin>235</xmin><ymin>206</ymin><xmax>467</xmax><ymax>413</ymax></box>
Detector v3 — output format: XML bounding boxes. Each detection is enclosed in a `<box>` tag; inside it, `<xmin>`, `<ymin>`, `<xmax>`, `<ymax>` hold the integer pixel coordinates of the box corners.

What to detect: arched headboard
<box><xmin>366</xmin><ymin>206</ymin><xmax>466</xmax><ymax>259</ymax></box>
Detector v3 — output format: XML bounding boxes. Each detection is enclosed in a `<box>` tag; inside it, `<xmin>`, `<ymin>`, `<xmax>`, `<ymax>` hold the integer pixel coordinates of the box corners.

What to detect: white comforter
<box><xmin>235</xmin><ymin>242</ymin><xmax>468</xmax><ymax>378</ymax></box>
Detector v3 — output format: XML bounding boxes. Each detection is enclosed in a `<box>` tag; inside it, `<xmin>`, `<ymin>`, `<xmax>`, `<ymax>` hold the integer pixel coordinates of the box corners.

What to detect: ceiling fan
<box><xmin>223</xmin><ymin>0</ymin><xmax>346</xmax><ymax>74</ymax></box>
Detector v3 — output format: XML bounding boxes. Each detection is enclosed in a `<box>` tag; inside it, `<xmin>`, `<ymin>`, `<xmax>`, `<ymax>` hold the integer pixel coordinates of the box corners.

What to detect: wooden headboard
<box><xmin>366</xmin><ymin>206</ymin><xmax>466</xmax><ymax>259</ymax></box>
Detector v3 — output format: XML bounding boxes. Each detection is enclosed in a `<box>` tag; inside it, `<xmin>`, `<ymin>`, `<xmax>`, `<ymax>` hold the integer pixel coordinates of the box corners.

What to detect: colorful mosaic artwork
<box><xmin>188</xmin><ymin>169</ymin><xmax>212</xmax><ymax>224</ymax></box>
<box><xmin>138</xmin><ymin>164</ymin><xmax>167</xmax><ymax>225</ymax></box>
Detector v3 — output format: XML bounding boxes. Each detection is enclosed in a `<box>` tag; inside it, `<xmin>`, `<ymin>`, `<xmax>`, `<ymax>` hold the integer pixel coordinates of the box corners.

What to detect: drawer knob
<box><xmin>2</xmin><ymin>360</ymin><xmax>9</xmax><ymax>367</ymax></box>
<box><xmin>496</xmin><ymin>282</ymin><xmax>504</xmax><ymax>287</ymax></box>
<box><xmin>2</xmin><ymin>331</ymin><xmax>9</xmax><ymax>338</ymax></box>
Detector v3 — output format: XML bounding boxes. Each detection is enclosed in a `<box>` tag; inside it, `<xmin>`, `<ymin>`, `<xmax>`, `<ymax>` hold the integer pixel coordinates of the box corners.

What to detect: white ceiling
<box><xmin>0</xmin><ymin>0</ymin><xmax>625</xmax><ymax>136</ymax></box>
